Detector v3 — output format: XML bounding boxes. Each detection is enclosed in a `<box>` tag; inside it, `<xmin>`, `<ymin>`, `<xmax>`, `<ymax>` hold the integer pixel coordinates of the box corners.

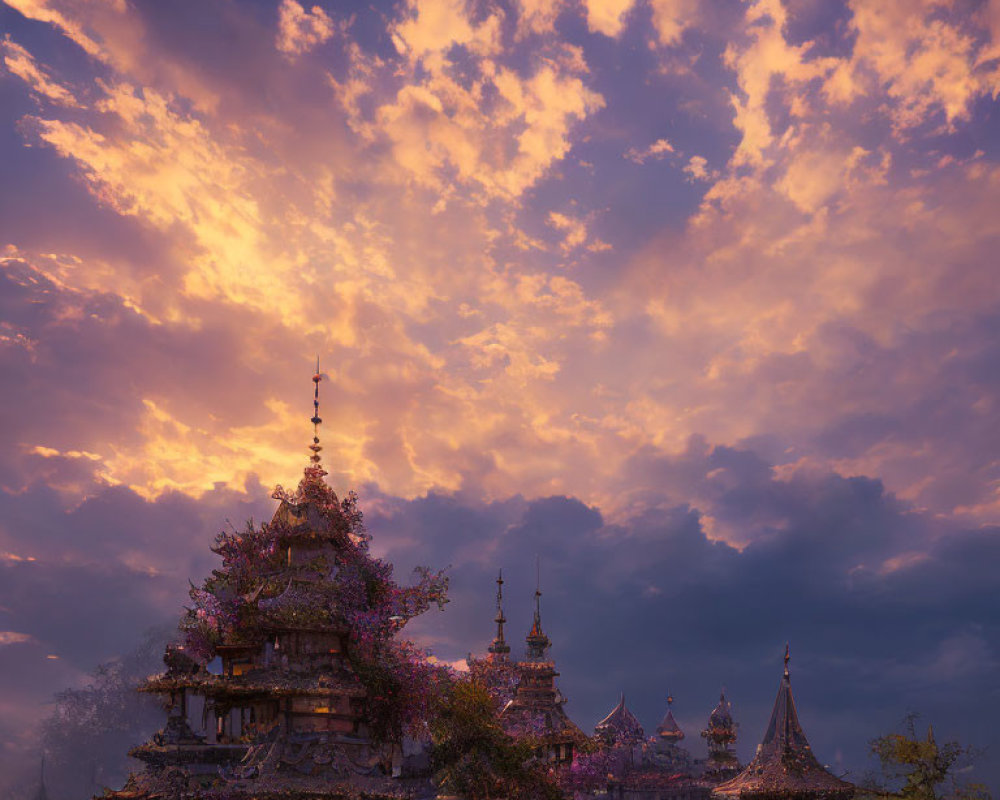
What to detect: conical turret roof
<box><xmin>656</xmin><ymin>694</ymin><xmax>684</xmax><ymax>741</ymax></box>
<box><xmin>714</xmin><ymin>647</ymin><xmax>854</xmax><ymax>800</ymax></box>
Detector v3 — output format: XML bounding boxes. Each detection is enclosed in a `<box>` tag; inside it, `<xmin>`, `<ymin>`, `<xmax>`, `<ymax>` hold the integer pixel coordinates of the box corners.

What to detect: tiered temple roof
<box><xmin>714</xmin><ymin>647</ymin><xmax>854</xmax><ymax>800</ymax></box>
<box><xmin>595</xmin><ymin>693</ymin><xmax>645</xmax><ymax>745</ymax></box>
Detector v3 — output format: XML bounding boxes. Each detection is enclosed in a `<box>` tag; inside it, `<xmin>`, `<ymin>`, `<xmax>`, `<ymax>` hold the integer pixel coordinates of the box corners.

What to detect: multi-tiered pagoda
<box><xmin>497</xmin><ymin>578</ymin><xmax>587</xmax><ymax>764</ymax></box>
<box><xmin>714</xmin><ymin>648</ymin><xmax>854</xmax><ymax>800</ymax></box>
<box><xmin>107</xmin><ymin>367</ymin><xmax>447</xmax><ymax>799</ymax></box>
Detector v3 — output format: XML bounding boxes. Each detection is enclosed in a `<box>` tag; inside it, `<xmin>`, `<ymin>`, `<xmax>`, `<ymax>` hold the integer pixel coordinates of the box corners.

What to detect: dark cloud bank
<box><xmin>2</xmin><ymin>439</ymin><xmax>998</xmax><ymax>794</ymax></box>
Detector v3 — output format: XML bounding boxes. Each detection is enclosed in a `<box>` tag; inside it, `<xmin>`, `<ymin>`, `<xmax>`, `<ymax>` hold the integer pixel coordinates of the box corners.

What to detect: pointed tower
<box><xmin>595</xmin><ymin>692</ymin><xmax>645</xmax><ymax>745</ymax></box>
<box><xmin>497</xmin><ymin>562</ymin><xmax>586</xmax><ymax>764</ymax></box>
<box><xmin>714</xmin><ymin>646</ymin><xmax>854</xmax><ymax>799</ymax></box>
<box><xmin>701</xmin><ymin>690</ymin><xmax>741</xmax><ymax>783</ymax></box>
<box><xmin>487</xmin><ymin>570</ymin><xmax>511</xmax><ymax>659</ymax></box>
<box><xmin>109</xmin><ymin>363</ymin><xmax>447</xmax><ymax>798</ymax></box>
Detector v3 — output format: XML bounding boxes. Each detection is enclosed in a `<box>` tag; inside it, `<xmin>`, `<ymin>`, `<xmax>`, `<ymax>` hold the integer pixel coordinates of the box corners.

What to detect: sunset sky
<box><xmin>2</xmin><ymin>0</ymin><xmax>1000</xmax><ymax>791</ymax></box>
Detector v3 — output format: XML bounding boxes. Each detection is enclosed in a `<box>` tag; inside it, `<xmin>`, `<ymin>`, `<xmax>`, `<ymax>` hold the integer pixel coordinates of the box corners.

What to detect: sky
<box><xmin>1</xmin><ymin>0</ymin><xmax>1000</xmax><ymax>793</ymax></box>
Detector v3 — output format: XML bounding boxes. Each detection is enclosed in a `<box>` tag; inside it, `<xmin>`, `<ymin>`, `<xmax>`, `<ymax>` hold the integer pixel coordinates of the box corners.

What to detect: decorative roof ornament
<box><xmin>305</xmin><ymin>356</ymin><xmax>327</xmax><ymax>480</ymax></box>
<box><xmin>488</xmin><ymin>569</ymin><xmax>511</xmax><ymax>658</ymax></box>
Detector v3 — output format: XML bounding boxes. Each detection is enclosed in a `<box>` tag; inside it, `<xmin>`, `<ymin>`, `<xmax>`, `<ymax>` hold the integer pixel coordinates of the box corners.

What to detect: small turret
<box><xmin>700</xmin><ymin>690</ymin><xmax>740</xmax><ymax>783</ymax></box>
<box><xmin>656</xmin><ymin>693</ymin><xmax>684</xmax><ymax>742</ymax></box>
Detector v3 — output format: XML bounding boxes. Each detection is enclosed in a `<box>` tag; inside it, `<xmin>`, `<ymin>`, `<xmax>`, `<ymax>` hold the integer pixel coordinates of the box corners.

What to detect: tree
<box><xmin>40</xmin><ymin>626</ymin><xmax>172</xmax><ymax>800</ymax></box>
<box><xmin>429</xmin><ymin>677</ymin><xmax>563</xmax><ymax>800</ymax></box>
<box><xmin>867</xmin><ymin>714</ymin><xmax>991</xmax><ymax>800</ymax></box>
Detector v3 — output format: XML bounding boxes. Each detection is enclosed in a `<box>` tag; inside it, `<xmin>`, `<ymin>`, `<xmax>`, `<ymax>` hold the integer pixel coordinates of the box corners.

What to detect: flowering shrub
<box><xmin>466</xmin><ymin>656</ymin><xmax>520</xmax><ymax>709</ymax></box>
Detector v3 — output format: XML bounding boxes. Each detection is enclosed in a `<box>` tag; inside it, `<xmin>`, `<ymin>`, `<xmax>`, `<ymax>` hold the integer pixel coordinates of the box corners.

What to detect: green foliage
<box><xmin>866</xmin><ymin>714</ymin><xmax>991</xmax><ymax>800</ymax></box>
<box><xmin>429</xmin><ymin>677</ymin><xmax>562</xmax><ymax>800</ymax></box>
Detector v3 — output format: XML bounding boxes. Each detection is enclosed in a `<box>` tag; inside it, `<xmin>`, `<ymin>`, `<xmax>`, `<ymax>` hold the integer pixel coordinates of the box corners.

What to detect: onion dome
<box><xmin>709</xmin><ymin>691</ymin><xmax>734</xmax><ymax>729</ymax></box>
<box><xmin>595</xmin><ymin>692</ymin><xmax>645</xmax><ymax>744</ymax></box>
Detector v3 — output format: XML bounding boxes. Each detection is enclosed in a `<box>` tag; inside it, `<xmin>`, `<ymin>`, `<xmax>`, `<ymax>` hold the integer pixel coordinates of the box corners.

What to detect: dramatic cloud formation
<box><xmin>1</xmin><ymin>0</ymin><xmax>999</xmax><ymax>792</ymax></box>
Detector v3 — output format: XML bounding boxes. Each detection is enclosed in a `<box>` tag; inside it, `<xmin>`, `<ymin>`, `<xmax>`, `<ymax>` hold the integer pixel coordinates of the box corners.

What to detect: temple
<box><xmin>714</xmin><ymin>647</ymin><xmax>854</xmax><ymax>800</ymax></box>
<box><xmin>497</xmin><ymin>572</ymin><xmax>587</xmax><ymax>764</ymax></box>
<box><xmin>105</xmin><ymin>364</ymin><xmax>443</xmax><ymax>799</ymax></box>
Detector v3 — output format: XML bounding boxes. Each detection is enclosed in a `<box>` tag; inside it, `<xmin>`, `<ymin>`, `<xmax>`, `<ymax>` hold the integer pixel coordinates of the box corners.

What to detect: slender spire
<box><xmin>488</xmin><ymin>569</ymin><xmax>510</xmax><ymax>657</ymax></box>
<box><xmin>309</xmin><ymin>356</ymin><xmax>323</xmax><ymax>465</ymax></box>
<box><xmin>784</xmin><ymin>642</ymin><xmax>790</xmax><ymax>681</ymax></box>
<box><xmin>533</xmin><ymin>555</ymin><xmax>542</xmax><ymax>626</ymax></box>
<box><xmin>526</xmin><ymin>556</ymin><xmax>550</xmax><ymax>661</ymax></box>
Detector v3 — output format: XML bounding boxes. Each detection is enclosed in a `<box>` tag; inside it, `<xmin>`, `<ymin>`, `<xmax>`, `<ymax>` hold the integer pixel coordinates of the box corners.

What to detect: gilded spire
<box><xmin>488</xmin><ymin>569</ymin><xmax>511</xmax><ymax>658</ymax></box>
<box><xmin>306</xmin><ymin>357</ymin><xmax>326</xmax><ymax>477</ymax></box>
<box><xmin>784</xmin><ymin>642</ymin><xmax>790</xmax><ymax>681</ymax></box>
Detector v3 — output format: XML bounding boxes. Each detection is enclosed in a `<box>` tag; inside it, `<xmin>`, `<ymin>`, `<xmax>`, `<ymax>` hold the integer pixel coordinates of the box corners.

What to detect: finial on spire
<box><xmin>667</xmin><ymin>693</ymin><xmax>674</xmax><ymax>707</ymax></box>
<box><xmin>488</xmin><ymin>568</ymin><xmax>510</xmax><ymax>657</ymax></box>
<box><xmin>309</xmin><ymin>356</ymin><xmax>323</xmax><ymax>466</ymax></box>
<box><xmin>783</xmin><ymin>643</ymin><xmax>790</xmax><ymax>680</ymax></box>
<box><xmin>525</xmin><ymin>556</ymin><xmax>551</xmax><ymax>660</ymax></box>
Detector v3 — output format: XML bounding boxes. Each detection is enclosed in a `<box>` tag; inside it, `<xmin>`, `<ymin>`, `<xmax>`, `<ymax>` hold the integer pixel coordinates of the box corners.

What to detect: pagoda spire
<box><xmin>306</xmin><ymin>357</ymin><xmax>327</xmax><ymax>478</ymax></box>
<box><xmin>488</xmin><ymin>569</ymin><xmax>511</xmax><ymax>658</ymax></box>
<box><xmin>525</xmin><ymin>556</ymin><xmax>550</xmax><ymax>661</ymax></box>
